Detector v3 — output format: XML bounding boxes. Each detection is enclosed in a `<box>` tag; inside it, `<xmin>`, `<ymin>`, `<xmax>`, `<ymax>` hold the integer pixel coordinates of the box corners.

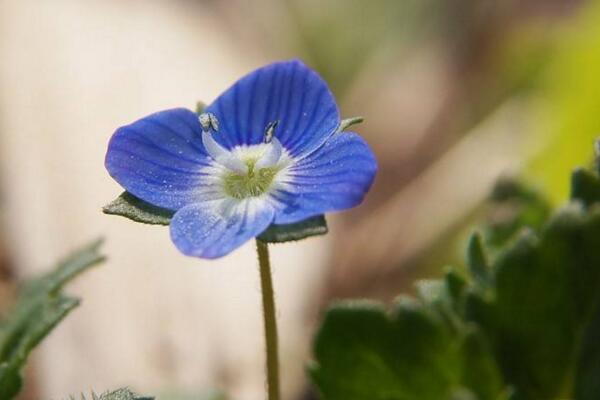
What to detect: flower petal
<box><xmin>271</xmin><ymin>132</ymin><xmax>377</xmax><ymax>224</ymax></box>
<box><xmin>105</xmin><ymin>108</ymin><xmax>211</xmax><ymax>210</ymax></box>
<box><xmin>205</xmin><ymin>60</ymin><xmax>340</xmax><ymax>157</ymax></box>
<box><xmin>170</xmin><ymin>198</ymin><xmax>275</xmax><ymax>258</ymax></box>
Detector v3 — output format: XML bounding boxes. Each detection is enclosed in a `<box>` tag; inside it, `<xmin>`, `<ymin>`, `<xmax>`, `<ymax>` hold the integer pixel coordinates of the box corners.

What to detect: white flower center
<box><xmin>202</xmin><ymin>131</ymin><xmax>288</xmax><ymax>199</ymax></box>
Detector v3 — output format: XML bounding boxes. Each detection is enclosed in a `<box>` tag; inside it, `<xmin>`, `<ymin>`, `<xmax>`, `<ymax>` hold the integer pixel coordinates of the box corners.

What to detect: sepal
<box><xmin>258</xmin><ymin>215</ymin><xmax>328</xmax><ymax>243</ymax></box>
<box><xmin>102</xmin><ymin>192</ymin><xmax>174</xmax><ymax>225</ymax></box>
<box><xmin>104</xmin><ymin>191</ymin><xmax>328</xmax><ymax>243</ymax></box>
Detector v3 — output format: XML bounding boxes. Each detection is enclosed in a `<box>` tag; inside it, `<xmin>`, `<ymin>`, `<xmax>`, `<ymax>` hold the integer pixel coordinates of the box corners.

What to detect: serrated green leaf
<box><xmin>102</xmin><ymin>192</ymin><xmax>174</xmax><ymax>225</ymax></box>
<box><xmin>0</xmin><ymin>239</ymin><xmax>104</xmax><ymax>400</ymax></box>
<box><xmin>312</xmin><ymin>158</ymin><xmax>600</xmax><ymax>400</ymax></box>
<box><xmin>311</xmin><ymin>300</ymin><xmax>504</xmax><ymax>400</ymax></box>
<box><xmin>257</xmin><ymin>215</ymin><xmax>328</xmax><ymax>243</ymax></box>
<box><xmin>468</xmin><ymin>205</ymin><xmax>600</xmax><ymax>399</ymax></box>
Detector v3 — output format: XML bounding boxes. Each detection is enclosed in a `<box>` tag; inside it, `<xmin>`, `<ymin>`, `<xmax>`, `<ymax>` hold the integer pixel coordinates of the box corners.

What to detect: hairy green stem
<box><xmin>256</xmin><ymin>239</ymin><xmax>280</xmax><ymax>400</ymax></box>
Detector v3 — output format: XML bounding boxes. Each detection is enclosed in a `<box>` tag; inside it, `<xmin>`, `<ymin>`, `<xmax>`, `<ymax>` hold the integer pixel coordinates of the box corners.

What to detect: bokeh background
<box><xmin>0</xmin><ymin>0</ymin><xmax>599</xmax><ymax>399</ymax></box>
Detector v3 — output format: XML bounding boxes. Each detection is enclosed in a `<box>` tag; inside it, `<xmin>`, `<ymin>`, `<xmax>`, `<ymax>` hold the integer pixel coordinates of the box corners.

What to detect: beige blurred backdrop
<box><xmin>0</xmin><ymin>1</ymin><xmax>328</xmax><ymax>399</ymax></box>
<box><xmin>0</xmin><ymin>0</ymin><xmax>588</xmax><ymax>399</ymax></box>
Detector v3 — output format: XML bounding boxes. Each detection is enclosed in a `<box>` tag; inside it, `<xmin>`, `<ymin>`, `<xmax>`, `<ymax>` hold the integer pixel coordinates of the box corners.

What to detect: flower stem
<box><xmin>256</xmin><ymin>239</ymin><xmax>280</xmax><ymax>400</ymax></box>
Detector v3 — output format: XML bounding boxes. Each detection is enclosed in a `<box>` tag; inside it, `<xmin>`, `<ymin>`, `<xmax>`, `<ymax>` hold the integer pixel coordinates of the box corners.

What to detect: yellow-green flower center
<box><xmin>223</xmin><ymin>159</ymin><xmax>279</xmax><ymax>199</ymax></box>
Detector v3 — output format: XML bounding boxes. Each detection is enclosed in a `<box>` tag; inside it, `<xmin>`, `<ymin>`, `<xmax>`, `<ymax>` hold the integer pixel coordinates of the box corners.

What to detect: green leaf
<box><xmin>0</xmin><ymin>239</ymin><xmax>105</xmax><ymax>400</ymax></box>
<box><xmin>102</xmin><ymin>192</ymin><xmax>174</xmax><ymax>225</ymax></box>
<box><xmin>311</xmin><ymin>299</ymin><xmax>505</xmax><ymax>400</ymax></box>
<box><xmin>311</xmin><ymin>163</ymin><xmax>600</xmax><ymax>399</ymax></box>
<box><xmin>460</xmin><ymin>326</ymin><xmax>506</xmax><ymax>400</ymax></box>
<box><xmin>258</xmin><ymin>215</ymin><xmax>328</xmax><ymax>243</ymax></box>
<box><xmin>104</xmin><ymin>191</ymin><xmax>328</xmax><ymax>243</ymax></box>
<box><xmin>468</xmin><ymin>205</ymin><xmax>600</xmax><ymax>399</ymax></box>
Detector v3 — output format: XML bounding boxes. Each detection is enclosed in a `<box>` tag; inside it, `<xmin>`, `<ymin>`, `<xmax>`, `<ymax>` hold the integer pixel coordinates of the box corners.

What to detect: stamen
<box><xmin>223</xmin><ymin>164</ymin><xmax>278</xmax><ymax>200</ymax></box>
<box><xmin>200</xmin><ymin>118</ymin><xmax>286</xmax><ymax>200</ymax></box>
<box><xmin>263</xmin><ymin>120</ymin><xmax>279</xmax><ymax>144</ymax></box>
<box><xmin>201</xmin><ymin>131</ymin><xmax>248</xmax><ymax>174</ymax></box>
<box><xmin>199</xmin><ymin>112</ymin><xmax>220</xmax><ymax>132</ymax></box>
<box><xmin>255</xmin><ymin>138</ymin><xmax>283</xmax><ymax>170</ymax></box>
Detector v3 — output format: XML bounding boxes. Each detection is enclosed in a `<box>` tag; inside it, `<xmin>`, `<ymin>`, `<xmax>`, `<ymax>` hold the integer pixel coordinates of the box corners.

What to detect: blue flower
<box><xmin>105</xmin><ymin>60</ymin><xmax>377</xmax><ymax>258</ymax></box>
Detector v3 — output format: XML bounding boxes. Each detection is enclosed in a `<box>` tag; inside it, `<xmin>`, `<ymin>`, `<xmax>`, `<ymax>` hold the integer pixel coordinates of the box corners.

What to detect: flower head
<box><xmin>105</xmin><ymin>60</ymin><xmax>377</xmax><ymax>258</ymax></box>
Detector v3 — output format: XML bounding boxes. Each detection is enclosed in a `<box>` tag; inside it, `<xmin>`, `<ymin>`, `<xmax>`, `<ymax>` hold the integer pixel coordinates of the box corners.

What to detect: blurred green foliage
<box><xmin>311</xmin><ymin>297</ymin><xmax>507</xmax><ymax>400</ymax></box>
<box><xmin>311</xmin><ymin>142</ymin><xmax>600</xmax><ymax>399</ymax></box>
<box><xmin>287</xmin><ymin>0</ymin><xmax>437</xmax><ymax>95</ymax></box>
<box><xmin>526</xmin><ymin>0</ymin><xmax>600</xmax><ymax>203</ymax></box>
<box><xmin>0</xmin><ymin>240</ymin><xmax>104</xmax><ymax>400</ymax></box>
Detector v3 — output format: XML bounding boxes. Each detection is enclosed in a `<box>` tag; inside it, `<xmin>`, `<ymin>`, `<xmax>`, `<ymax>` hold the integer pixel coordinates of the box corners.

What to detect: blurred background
<box><xmin>0</xmin><ymin>0</ymin><xmax>599</xmax><ymax>399</ymax></box>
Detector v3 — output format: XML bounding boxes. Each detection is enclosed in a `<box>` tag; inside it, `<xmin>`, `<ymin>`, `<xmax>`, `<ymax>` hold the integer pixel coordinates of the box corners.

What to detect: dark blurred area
<box><xmin>1</xmin><ymin>0</ymin><xmax>599</xmax><ymax>399</ymax></box>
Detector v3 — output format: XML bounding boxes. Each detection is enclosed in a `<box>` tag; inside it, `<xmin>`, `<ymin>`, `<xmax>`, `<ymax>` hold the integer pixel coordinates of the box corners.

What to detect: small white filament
<box><xmin>202</xmin><ymin>131</ymin><xmax>248</xmax><ymax>174</ymax></box>
<box><xmin>255</xmin><ymin>138</ymin><xmax>283</xmax><ymax>169</ymax></box>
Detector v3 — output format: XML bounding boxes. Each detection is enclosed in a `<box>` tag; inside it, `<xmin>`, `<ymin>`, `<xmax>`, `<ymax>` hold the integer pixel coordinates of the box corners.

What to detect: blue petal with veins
<box><xmin>105</xmin><ymin>60</ymin><xmax>377</xmax><ymax>258</ymax></box>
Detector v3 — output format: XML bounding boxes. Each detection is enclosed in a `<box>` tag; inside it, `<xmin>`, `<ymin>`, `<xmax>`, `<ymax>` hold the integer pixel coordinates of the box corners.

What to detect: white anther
<box><xmin>199</xmin><ymin>112</ymin><xmax>219</xmax><ymax>132</ymax></box>
<box><xmin>263</xmin><ymin>120</ymin><xmax>279</xmax><ymax>144</ymax></box>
